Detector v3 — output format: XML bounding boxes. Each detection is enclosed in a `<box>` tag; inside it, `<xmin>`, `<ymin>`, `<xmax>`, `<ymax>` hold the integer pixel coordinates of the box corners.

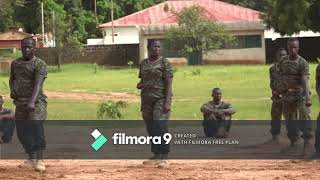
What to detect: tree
<box><xmin>224</xmin><ymin>0</ymin><xmax>270</xmax><ymax>12</ymax></box>
<box><xmin>263</xmin><ymin>0</ymin><xmax>320</xmax><ymax>35</ymax></box>
<box><xmin>164</xmin><ymin>6</ymin><xmax>232</xmax><ymax>64</ymax></box>
<box><xmin>0</xmin><ymin>0</ymin><xmax>24</xmax><ymax>32</ymax></box>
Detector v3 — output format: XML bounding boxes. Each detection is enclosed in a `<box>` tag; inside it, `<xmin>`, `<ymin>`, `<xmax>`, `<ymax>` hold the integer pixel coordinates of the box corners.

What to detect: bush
<box><xmin>97</xmin><ymin>101</ymin><xmax>128</xmax><ymax>119</ymax></box>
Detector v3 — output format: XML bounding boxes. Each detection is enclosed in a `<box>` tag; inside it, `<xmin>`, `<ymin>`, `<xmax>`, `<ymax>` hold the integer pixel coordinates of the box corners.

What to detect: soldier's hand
<box><xmin>27</xmin><ymin>101</ymin><xmax>36</xmax><ymax>112</ymax></box>
<box><xmin>137</xmin><ymin>82</ymin><xmax>144</xmax><ymax>89</ymax></box>
<box><xmin>163</xmin><ymin>102</ymin><xmax>171</xmax><ymax>113</ymax></box>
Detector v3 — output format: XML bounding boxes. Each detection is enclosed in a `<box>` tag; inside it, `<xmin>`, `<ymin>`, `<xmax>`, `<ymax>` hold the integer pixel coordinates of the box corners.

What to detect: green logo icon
<box><xmin>91</xmin><ymin>129</ymin><xmax>107</xmax><ymax>151</ymax></box>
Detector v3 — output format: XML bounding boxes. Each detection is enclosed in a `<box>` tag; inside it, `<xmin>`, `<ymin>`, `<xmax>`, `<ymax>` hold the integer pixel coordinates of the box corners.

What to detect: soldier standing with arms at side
<box><xmin>10</xmin><ymin>37</ymin><xmax>48</xmax><ymax>172</ymax></box>
<box><xmin>137</xmin><ymin>39</ymin><xmax>173</xmax><ymax>168</ymax></box>
<box><xmin>267</xmin><ymin>48</ymin><xmax>287</xmax><ymax>144</ymax></box>
<box><xmin>279</xmin><ymin>38</ymin><xmax>312</xmax><ymax>154</ymax></box>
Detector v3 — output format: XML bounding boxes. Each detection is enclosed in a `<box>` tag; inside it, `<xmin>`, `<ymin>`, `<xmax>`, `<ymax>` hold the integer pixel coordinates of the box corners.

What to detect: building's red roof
<box><xmin>0</xmin><ymin>31</ymin><xmax>43</xmax><ymax>41</ymax></box>
<box><xmin>99</xmin><ymin>0</ymin><xmax>261</xmax><ymax>28</ymax></box>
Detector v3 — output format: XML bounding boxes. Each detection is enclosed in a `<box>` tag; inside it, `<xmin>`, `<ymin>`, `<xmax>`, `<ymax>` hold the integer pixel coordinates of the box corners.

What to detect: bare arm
<box><xmin>217</xmin><ymin>108</ymin><xmax>236</xmax><ymax>115</ymax></box>
<box><xmin>201</xmin><ymin>104</ymin><xmax>214</xmax><ymax>115</ymax></box>
<box><xmin>9</xmin><ymin>63</ymin><xmax>16</xmax><ymax>100</ymax></box>
<box><xmin>302</xmin><ymin>75</ymin><xmax>311</xmax><ymax>106</ymax></box>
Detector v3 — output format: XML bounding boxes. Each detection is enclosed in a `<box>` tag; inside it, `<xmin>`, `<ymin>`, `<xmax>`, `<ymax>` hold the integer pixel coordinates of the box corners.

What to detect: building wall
<box><xmin>35</xmin><ymin>45</ymin><xmax>140</xmax><ymax>66</ymax></box>
<box><xmin>139</xmin><ymin>30</ymin><xmax>266</xmax><ymax>64</ymax></box>
<box><xmin>103</xmin><ymin>26</ymin><xmax>139</xmax><ymax>45</ymax></box>
<box><xmin>204</xmin><ymin>30</ymin><xmax>266</xmax><ymax>64</ymax></box>
<box><xmin>0</xmin><ymin>40</ymin><xmax>21</xmax><ymax>49</ymax></box>
<box><xmin>139</xmin><ymin>34</ymin><xmax>164</xmax><ymax>61</ymax></box>
<box><xmin>0</xmin><ymin>40</ymin><xmax>43</xmax><ymax>49</ymax></box>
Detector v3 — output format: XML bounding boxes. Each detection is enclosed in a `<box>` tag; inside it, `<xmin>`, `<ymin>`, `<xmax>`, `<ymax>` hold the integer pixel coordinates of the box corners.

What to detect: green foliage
<box><xmin>224</xmin><ymin>0</ymin><xmax>269</xmax><ymax>12</ymax></box>
<box><xmin>164</xmin><ymin>6</ymin><xmax>232</xmax><ymax>57</ymax></box>
<box><xmin>47</xmin><ymin>66</ymin><xmax>61</xmax><ymax>73</ymax></box>
<box><xmin>93</xmin><ymin>63</ymin><xmax>98</xmax><ymax>74</ymax></box>
<box><xmin>1</xmin><ymin>0</ymin><xmax>164</xmax><ymax>46</ymax></box>
<box><xmin>191</xmin><ymin>69</ymin><xmax>201</xmax><ymax>76</ymax></box>
<box><xmin>263</xmin><ymin>0</ymin><xmax>320</xmax><ymax>35</ymax></box>
<box><xmin>97</xmin><ymin>100</ymin><xmax>128</xmax><ymax>119</ymax></box>
<box><xmin>0</xmin><ymin>49</ymin><xmax>21</xmax><ymax>59</ymax></box>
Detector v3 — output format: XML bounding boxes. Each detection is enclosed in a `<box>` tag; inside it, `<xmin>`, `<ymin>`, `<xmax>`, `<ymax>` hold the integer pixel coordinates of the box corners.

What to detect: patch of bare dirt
<box><xmin>46</xmin><ymin>91</ymin><xmax>140</xmax><ymax>103</ymax></box>
<box><xmin>0</xmin><ymin>160</ymin><xmax>319</xmax><ymax>180</ymax></box>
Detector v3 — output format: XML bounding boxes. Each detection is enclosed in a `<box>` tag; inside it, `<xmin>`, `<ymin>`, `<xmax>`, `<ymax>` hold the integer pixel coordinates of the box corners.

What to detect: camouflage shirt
<box><xmin>279</xmin><ymin>55</ymin><xmax>309</xmax><ymax>90</ymax></box>
<box><xmin>139</xmin><ymin>57</ymin><xmax>173</xmax><ymax>99</ymax></box>
<box><xmin>201</xmin><ymin>101</ymin><xmax>232</xmax><ymax>120</ymax></box>
<box><xmin>269</xmin><ymin>62</ymin><xmax>285</xmax><ymax>93</ymax></box>
<box><xmin>11</xmin><ymin>56</ymin><xmax>47</xmax><ymax>106</ymax></box>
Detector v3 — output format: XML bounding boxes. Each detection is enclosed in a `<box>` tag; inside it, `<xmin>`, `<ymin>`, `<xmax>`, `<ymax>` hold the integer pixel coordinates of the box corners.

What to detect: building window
<box><xmin>223</xmin><ymin>35</ymin><xmax>262</xmax><ymax>49</ymax></box>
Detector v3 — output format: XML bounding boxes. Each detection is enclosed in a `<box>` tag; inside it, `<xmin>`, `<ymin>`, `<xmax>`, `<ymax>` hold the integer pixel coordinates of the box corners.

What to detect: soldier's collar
<box><xmin>148</xmin><ymin>56</ymin><xmax>162</xmax><ymax>63</ymax></box>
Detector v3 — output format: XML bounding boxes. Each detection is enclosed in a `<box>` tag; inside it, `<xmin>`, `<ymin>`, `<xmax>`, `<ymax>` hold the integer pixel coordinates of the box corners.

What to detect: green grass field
<box><xmin>0</xmin><ymin>63</ymin><xmax>318</xmax><ymax>120</ymax></box>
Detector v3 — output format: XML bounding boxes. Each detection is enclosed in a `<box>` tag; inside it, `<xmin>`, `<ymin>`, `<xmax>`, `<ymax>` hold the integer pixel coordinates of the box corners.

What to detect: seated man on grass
<box><xmin>200</xmin><ymin>88</ymin><xmax>236</xmax><ymax>138</ymax></box>
<box><xmin>0</xmin><ymin>96</ymin><xmax>15</xmax><ymax>144</ymax></box>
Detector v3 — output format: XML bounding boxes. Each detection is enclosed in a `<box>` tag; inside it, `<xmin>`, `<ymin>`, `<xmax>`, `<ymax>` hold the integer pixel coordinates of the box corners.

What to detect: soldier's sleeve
<box><xmin>300</xmin><ymin>59</ymin><xmax>309</xmax><ymax>76</ymax></box>
<box><xmin>269</xmin><ymin>66</ymin><xmax>274</xmax><ymax>90</ymax></box>
<box><xmin>316</xmin><ymin>64</ymin><xmax>320</xmax><ymax>81</ymax></box>
<box><xmin>35</xmin><ymin>60</ymin><xmax>48</xmax><ymax>78</ymax></box>
<box><xmin>138</xmin><ymin>63</ymin><xmax>142</xmax><ymax>78</ymax></box>
<box><xmin>201</xmin><ymin>102</ymin><xmax>212</xmax><ymax>113</ymax></box>
<box><xmin>163</xmin><ymin>59</ymin><xmax>173</xmax><ymax>78</ymax></box>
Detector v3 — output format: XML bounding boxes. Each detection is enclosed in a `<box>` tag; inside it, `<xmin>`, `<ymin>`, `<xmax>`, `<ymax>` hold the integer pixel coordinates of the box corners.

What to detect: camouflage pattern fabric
<box><xmin>269</xmin><ymin>63</ymin><xmax>286</xmax><ymax>95</ymax></box>
<box><xmin>316</xmin><ymin>112</ymin><xmax>320</xmax><ymax>152</ymax></box>
<box><xmin>201</xmin><ymin>101</ymin><xmax>232</xmax><ymax>137</ymax></box>
<box><xmin>0</xmin><ymin>108</ymin><xmax>15</xmax><ymax>143</ymax></box>
<box><xmin>15</xmin><ymin>99</ymin><xmax>47</xmax><ymax>120</ymax></box>
<box><xmin>11</xmin><ymin>57</ymin><xmax>47</xmax><ymax>106</ymax></box>
<box><xmin>139</xmin><ymin>57</ymin><xmax>173</xmax><ymax>100</ymax></box>
<box><xmin>269</xmin><ymin>63</ymin><xmax>284</xmax><ymax>136</ymax></box>
<box><xmin>279</xmin><ymin>56</ymin><xmax>311</xmax><ymax>142</ymax></box>
<box><xmin>11</xmin><ymin>57</ymin><xmax>48</xmax><ymax>120</ymax></box>
<box><xmin>138</xmin><ymin>57</ymin><xmax>173</xmax><ymax>154</ymax></box>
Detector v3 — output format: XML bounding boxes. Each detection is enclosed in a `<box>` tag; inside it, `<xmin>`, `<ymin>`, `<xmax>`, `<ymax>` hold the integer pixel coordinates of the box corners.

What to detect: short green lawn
<box><xmin>0</xmin><ymin>63</ymin><xmax>318</xmax><ymax>120</ymax></box>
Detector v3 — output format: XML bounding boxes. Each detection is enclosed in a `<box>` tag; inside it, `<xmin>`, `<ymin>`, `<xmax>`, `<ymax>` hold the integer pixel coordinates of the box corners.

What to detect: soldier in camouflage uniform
<box><xmin>137</xmin><ymin>39</ymin><xmax>173</xmax><ymax>168</ymax></box>
<box><xmin>0</xmin><ymin>96</ymin><xmax>15</xmax><ymax>144</ymax></box>
<box><xmin>314</xmin><ymin>63</ymin><xmax>320</xmax><ymax>158</ymax></box>
<box><xmin>279</xmin><ymin>38</ymin><xmax>312</xmax><ymax>154</ymax></box>
<box><xmin>9</xmin><ymin>37</ymin><xmax>47</xmax><ymax>171</ymax></box>
<box><xmin>201</xmin><ymin>88</ymin><xmax>236</xmax><ymax>138</ymax></box>
<box><xmin>268</xmin><ymin>48</ymin><xmax>287</xmax><ymax>143</ymax></box>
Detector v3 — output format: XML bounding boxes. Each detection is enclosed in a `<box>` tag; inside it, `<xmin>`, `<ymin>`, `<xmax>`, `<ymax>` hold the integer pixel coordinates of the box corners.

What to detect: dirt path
<box><xmin>46</xmin><ymin>91</ymin><xmax>140</xmax><ymax>103</ymax></box>
<box><xmin>0</xmin><ymin>160</ymin><xmax>319</xmax><ymax>180</ymax></box>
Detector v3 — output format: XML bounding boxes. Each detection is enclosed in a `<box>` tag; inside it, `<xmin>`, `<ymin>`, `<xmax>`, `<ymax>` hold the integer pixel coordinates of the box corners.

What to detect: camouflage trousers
<box><xmin>316</xmin><ymin>112</ymin><xmax>320</xmax><ymax>153</ymax></box>
<box><xmin>202</xmin><ymin>118</ymin><xmax>231</xmax><ymax>138</ymax></box>
<box><xmin>15</xmin><ymin>120</ymin><xmax>46</xmax><ymax>155</ymax></box>
<box><xmin>270</xmin><ymin>97</ymin><xmax>283</xmax><ymax>136</ymax></box>
<box><xmin>282</xmin><ymin>96</ymin><xmax>312</xmax><ymax>143</ymax></box>
<box><xmin>15</xmin><ymin>100</ymin><xmax>47</xmax><ymax>120</ymax></box>
<box><xmin>141</xmin><ymin>96</ymin><xmax>170</xmax><ymax>154</ymax></box>
<box><xmin>0</xmin><ymin>119</ymin><xmax>15</xmax><ymax>143</ymax></box>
